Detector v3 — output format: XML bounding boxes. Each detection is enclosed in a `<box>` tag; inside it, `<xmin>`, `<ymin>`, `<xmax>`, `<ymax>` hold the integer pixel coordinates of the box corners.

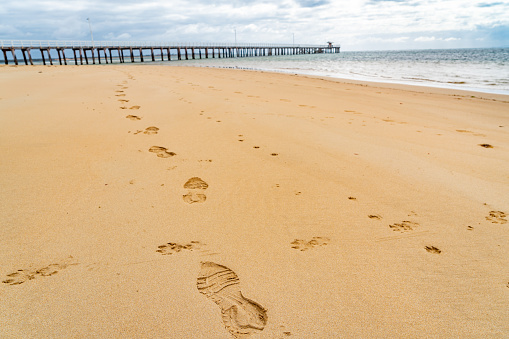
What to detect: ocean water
<box><xmin>162</xmin><ymin>48</ymin><xmax>509</xmax><ymax>95</ymax></box>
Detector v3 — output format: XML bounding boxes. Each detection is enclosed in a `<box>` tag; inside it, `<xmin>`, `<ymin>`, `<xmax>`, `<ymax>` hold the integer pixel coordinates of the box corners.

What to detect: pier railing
<box><xmin>1</xmin><ymin>40</ymin><xmax>340</xmax><ymax>65</ymax></box>
<box><xmin>1</xmin><ymin>40</ymin><xmax>328</xmax><ymax>49</ymax></box>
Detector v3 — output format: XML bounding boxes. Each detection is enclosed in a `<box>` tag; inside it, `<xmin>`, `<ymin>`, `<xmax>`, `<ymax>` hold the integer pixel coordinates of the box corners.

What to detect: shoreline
<box><xmin>1</xmin><ymin>65</ymin><xmax>508</xmax><ymax>337</ymax></box>
<box><xmin>153</xmin><ymin>49</ymin><xmax>509</xmax><ymax>96</ymax></box>
<box><xmin>150</xmin><ymin>63</ymin><xmax>509</xmax><ymax>100</ymax></box>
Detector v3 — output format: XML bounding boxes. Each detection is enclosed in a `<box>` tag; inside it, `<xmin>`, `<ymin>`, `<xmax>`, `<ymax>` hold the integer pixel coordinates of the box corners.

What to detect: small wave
<box><xmin>402</xmin><ymin>77</ymin><xmax>440</xmax><ymax>83</ymax></box>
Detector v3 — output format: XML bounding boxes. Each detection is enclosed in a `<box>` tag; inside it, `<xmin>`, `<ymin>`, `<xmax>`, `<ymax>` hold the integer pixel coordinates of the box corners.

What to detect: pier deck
<box><xmin>1</xmin><ymin>40</ymin><xmax>340</xmax><ymax>65</ymax></box>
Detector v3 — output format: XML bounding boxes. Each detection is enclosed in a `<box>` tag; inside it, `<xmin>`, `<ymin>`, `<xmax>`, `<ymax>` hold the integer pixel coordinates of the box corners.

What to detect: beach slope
<box><xmin>1</xmin><ymin>65</ymin><xmax>508</xmax><ymax>338</ymax></box>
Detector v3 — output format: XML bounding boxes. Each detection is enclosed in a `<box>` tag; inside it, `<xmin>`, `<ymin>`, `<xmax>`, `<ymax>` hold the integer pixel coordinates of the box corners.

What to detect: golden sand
<box><xmin>0</xmin><ymin>65</ymin><xmax>508</xmax><ymax>337</ymax></box>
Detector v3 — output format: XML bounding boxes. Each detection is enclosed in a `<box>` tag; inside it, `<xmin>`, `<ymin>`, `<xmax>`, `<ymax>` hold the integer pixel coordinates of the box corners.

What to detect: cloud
<box><xmin>368</xmin><ymin>0</ymin><xmax>409</xmax><ymax>2</ymax></box>
<box><xmin>415</xmin><ymin>36</ymin><xmax>436</xmax><ymax>42</ymax></box>
<box><xmin>366</xmin><ymin>36</ymin><xmax>410</xmax><ymax>43</ymax></box>
<box><xmin>414</xmin><ymin>36</ymin><xmax>461</xmax><ymax>42</ymax></box>
<box><xmin>104</xmin><ymin>32</ymin><xmax>132</xmax><ymax>40</ymax></box>
<box><xmin>0</xmin><ymin>0</ymin><xmax>508</xmax><ymax>50</ymax></box>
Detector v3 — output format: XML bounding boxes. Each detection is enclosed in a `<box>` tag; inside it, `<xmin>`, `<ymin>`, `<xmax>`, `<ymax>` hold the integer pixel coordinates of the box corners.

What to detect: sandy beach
<box><xmin>0</xmin><ymin>64</ymin><xmax>508</xmax><ymax>338</ymax></box>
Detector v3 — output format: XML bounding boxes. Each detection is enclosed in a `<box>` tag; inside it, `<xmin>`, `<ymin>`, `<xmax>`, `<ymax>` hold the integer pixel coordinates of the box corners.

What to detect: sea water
<box><xmin>163</xmin><ymin>48</ymin><xmax>509</xmax><ymax>95</ymax></box>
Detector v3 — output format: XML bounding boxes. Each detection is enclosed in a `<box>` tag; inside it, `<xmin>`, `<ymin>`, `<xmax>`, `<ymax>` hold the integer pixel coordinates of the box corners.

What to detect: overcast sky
<box><xmin>1</xmin><ymin>0</ymin><xmax>508</xmax><ymax>50</ymax></box>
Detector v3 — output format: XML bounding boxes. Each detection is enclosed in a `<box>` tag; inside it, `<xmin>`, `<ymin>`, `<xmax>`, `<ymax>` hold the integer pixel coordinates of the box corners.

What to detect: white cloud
<box><xmin>415</xmin><ymin>36</ymin><xmax>436</xmax><ymax>42</ymax></box>
<box><xmin>366</xmin><ymin>36</ymin><xmax>410</xmax><ymax>43</ymax></box>
<box><xmin>414</xmin><ymin>36</ymin><xmax>461</xmax><ymax>42</ymax></box>
<box><xmin>104</xmin><ymin>32</ymin><xmax>132</xmax><ymax>40</ymax></box>
<box><xmin>0</xmin><ymin>0</ymin><xmax>508</xmax><ymax>50</ymax></box>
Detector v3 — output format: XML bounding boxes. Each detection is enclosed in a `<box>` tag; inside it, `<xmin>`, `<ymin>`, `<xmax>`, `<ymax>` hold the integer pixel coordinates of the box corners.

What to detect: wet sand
<box><xmin>0</xmin><ymin>65</ymin><xmax>508</xmax><ymax>338</ymax></box>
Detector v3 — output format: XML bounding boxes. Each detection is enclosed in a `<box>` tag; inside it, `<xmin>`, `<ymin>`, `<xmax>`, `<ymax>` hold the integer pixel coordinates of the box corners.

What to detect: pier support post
<box><xmin>21</xmin><ymin>48</ymin><xmax>29</xmax><ymax>65</ymax></box>
<box><xmin>83</xmin><ymin>49</ymin><xmax>89</xmax><ymax>65</ymax></box>
<box><xmin>27</xmin><ymin>48</ymin><xmax>34</xmax><ymax>65</ymax></box>
<box><xmin>1</xmin><ymin>49</ymin><xmax>8</xmax><ymax>64</ymax></box>
<box><xmin>10</xmin><ymin>48</ymin><xmax>18</xmax><ymax>65</ymax></box>
<box><xmin>41</xmin><ymin>49</ymin><xmax>46</xmax><ymax>65</ymax></box>
<box><xmin>139</xmin><ymin>48</ymin><xmax>144</xmax><ymax>62</ymax></box>
<box><xmin>47</xmin><ymin>48</ymin><xmax>53</xmax><ymax>65</ymax></box>
<box><xmin>62</xmin><ymin>49</ymin><xmax>68</xmax><ymax>65</ymax></box>
<box><xmin>72</xmin><ymin>49</ymin><xmax>78</xmax><ymax>65</ymax></box>
<box><xmin>56</xmin><ymin>48</ymin><xmax>63</xmax><ymax>65</ymax></box>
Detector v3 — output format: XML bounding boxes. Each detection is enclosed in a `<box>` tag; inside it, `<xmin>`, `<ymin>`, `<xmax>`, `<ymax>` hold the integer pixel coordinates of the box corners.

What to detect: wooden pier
<box><xmin>1</xmin><ymin>40</ymin><xmax>340</xmax><ymax>66</ymax></box>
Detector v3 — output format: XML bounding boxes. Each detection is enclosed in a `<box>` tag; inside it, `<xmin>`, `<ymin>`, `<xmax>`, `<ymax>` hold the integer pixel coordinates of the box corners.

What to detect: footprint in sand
<box><xmin>388</xmin><ymin>220</ymin><xmax>419</xmax><ymax>232</ymax></box>
<box><xmin>2</xmin><ymin>257</ymin><xmax>78</xmax><ymax>286</ymax></box>
<box><xmin>183</xmin><ymin>177</ymin><xmax>208</xmax><ymax>204</ymax></box>
<box><xmin>143</xmin><ymin>126</ymin><xmax>159</xmax><ymax>135</ymax></box>
<box><xmin>425</xmin><ymin>246</ymin><xmax>441</xmax><ymax>254</ymax></box>
<box><xmin>126</xmin><ymin>115</ymin><xmax>141</xmax><ymax>121</ymax></box>
<box><xmin>129</xmin><ymin>105</ymin><xmax>141</xmax><ymax>110</ymax></box>
<box><xmin>156</xmin><ymin>241</ymin><xmax>203</xmax><ymax>255</ymax></box>
<box><xmin>456</xmin><ymin>129</ymin><xmax>486</xmax><ymax>137</ymax></box>
<box><xmin>290</xmin><ymin>237</ymin><xmax>330</xmax><ymax>251</ymax></box>
<box><xmin>479</xmin><ymin>143</ymin><xmax>494</xmax><ymax>148</ymax></box>
<box><xmin>486</xmin><ymin>211</ymin><xmax>507</xmax><ymax>224</ymax></box>
<box><xmin>197</xmin><ymin>262</ymin><xmax>268</xmax><ymax>338</ymax></box>
<box><xmin>274</xmin><ymin>325</ymin><xmax>293</xmax><ymax>337</ymax></box>
<box><xmin>149</xmin><ymin>146</ymin><xmax>176</xmax><ymax>158</ymax></box>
